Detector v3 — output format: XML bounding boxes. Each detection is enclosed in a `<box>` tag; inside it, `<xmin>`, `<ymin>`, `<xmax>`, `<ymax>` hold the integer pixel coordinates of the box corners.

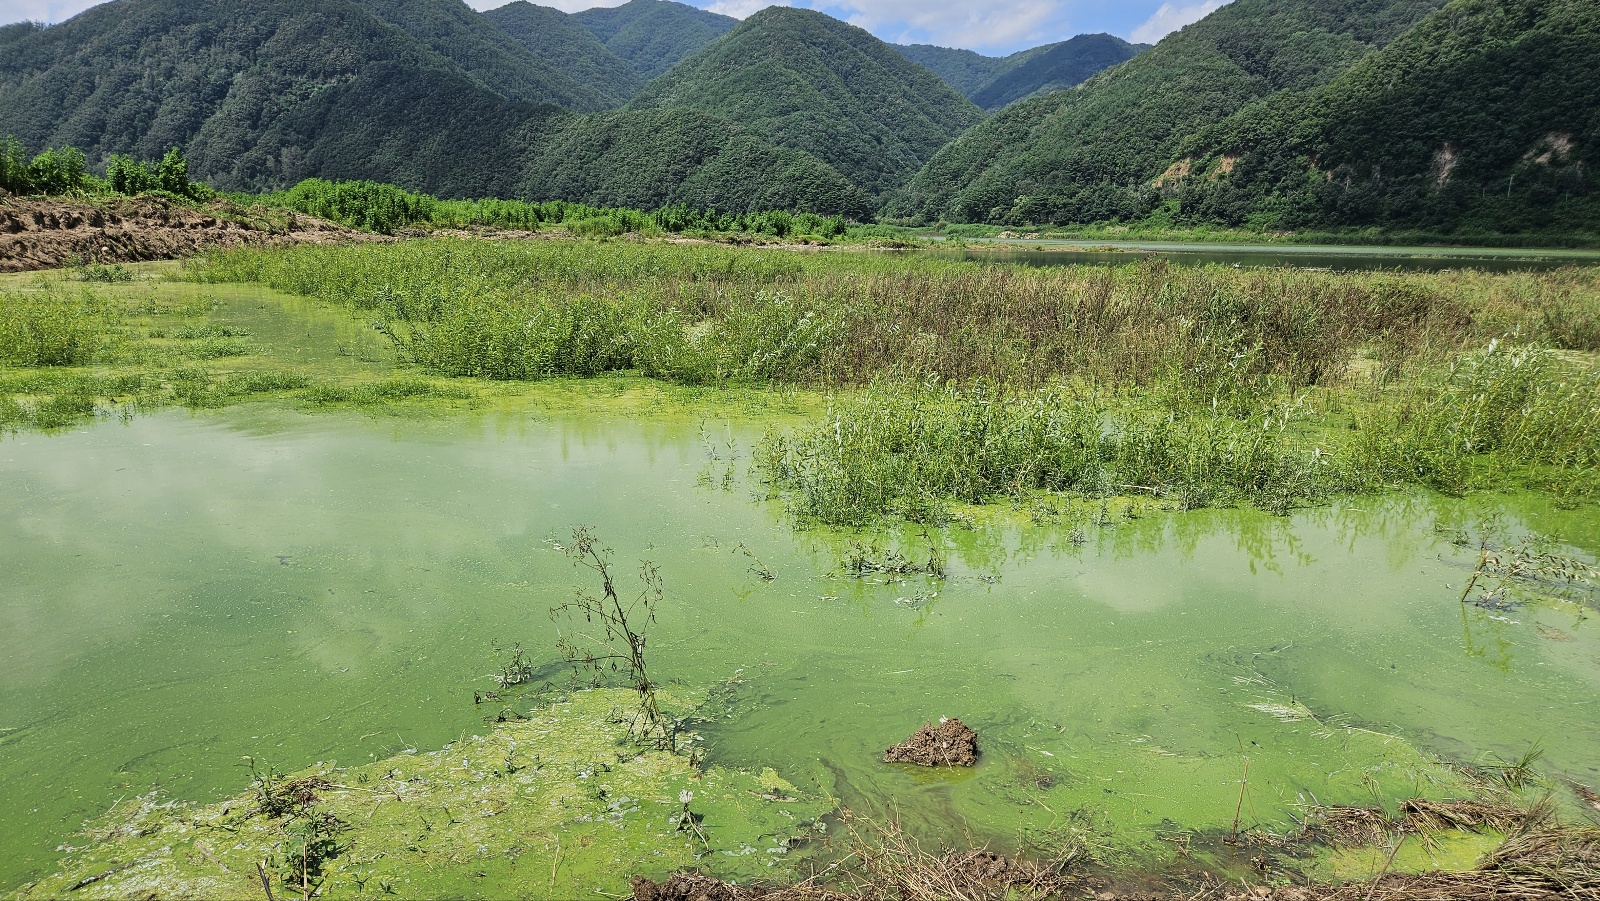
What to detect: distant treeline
<box><xmin>0</xmin><ymin>136</ymin><xmax>851</xmax><ymax>241</ymax></box>
<box><xmin>262</xmin><ymin>178</ymin><xmax>849</xmax><ymax>238</ymax></box>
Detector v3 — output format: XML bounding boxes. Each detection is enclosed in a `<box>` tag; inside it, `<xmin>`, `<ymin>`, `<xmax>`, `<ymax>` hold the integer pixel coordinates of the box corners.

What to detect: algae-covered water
<box><xmin>2</xmin><ymin>282</ymin><xmax>1598</xmax><ymax>891</ymax></box>
<box><xmin>3</xmin><ymin>398</ymin><xmax>1598</xmax><ymax>889</ymax></box>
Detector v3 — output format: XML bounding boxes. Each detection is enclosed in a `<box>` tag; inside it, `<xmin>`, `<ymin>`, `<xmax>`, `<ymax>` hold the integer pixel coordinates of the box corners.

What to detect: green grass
<box><xmin>756</xmin><ymin>343</ymin><xmax>1600</xmax><ymax>526</ymax></box>
<box><xmin>8</xmin><ymin>237</ymin><xmax>1599</xmax><ymax>520</ymax></box>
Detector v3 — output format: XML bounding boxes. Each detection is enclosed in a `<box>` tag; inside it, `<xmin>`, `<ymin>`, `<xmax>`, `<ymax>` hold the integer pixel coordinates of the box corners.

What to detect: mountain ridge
<box><xmin>627</xmin><ymin>6</ymin><xmax>985</xmax><ymax>197</ymax></box>
<box><xmin>888</xmin><ymin>0</ymin><xmax>1451</xmax><ymax>224</ymax></box>
<box><xmin>896</xmin><ymin>35</ymin><xmax>1146</xmax><ymax>111</ymax></box>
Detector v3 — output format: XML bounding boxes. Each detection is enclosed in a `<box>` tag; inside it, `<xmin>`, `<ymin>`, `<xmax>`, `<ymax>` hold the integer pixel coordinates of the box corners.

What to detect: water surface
<box><xmin>2</xmin><ymin>401</ymin><xmax>1597</xmax><ymax>888</ymax></box>
<box><xmin>925</xmin><ymin>240</ymin><xmax>1600</xmax><ymax>273</ymax></box>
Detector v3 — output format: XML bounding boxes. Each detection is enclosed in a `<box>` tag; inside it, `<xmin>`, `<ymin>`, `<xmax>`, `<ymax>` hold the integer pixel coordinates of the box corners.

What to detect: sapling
<box><xmin>550</xmin><ymin>527</ymin><xmax>669</xmax><ymax>745</ymax></box>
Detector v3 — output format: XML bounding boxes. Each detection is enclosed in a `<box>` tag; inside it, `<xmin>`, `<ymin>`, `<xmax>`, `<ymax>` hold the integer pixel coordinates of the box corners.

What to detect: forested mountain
<box><xmin>627</xmin><ymin>7</ymin><xmax>984</xmax><ymax>197</ymax></box>
<box><xmin>0</xmin><ymin>0</ymin><xmax>569</xmax><ymax>192</ymax></box>
<box><xmin>482</xmin><ymin>1</ymin><xmax>645</xmax><ymax>105</ymax></box>
<box><xmin>970</xmin><ymin>35</ymin><xmax>1145</xmax><ymax>110</ymax></box>
<box><xmin>572</xmin><ymin>0</ymin><xmax>736</xmax><ymax>79</ymax></box>
<box><xmin>889</xmin><ymin>0</ymin><xmax>1449</xmax><ymax>224</ymax></box>
<box><xmin>4</xmin><ymin>0</ymin><xmax>1589</xmax><ymax>235</ymax></box>
<box><xmin>0</xmin><ymin>0</ymin><xmax>861</xmax><ymax>212</ymax></box>
<box><xmin>1165</xmin><ymin>0</ymin><xmax>1600</xmax><ymax>234</ymax></box>
<box><xmin>897</xmin><ymin>35</ymin><xmax>1145</xmax><ymax>110</ymax></box>
<box><xmin>355</xmin><ymin>0</ymin><xmax>619</xmax><ymax>109</ymax></box>
<box><xmin>894</xmin><ymin>45</ymin><xmax>1011</xmax><ymax>99</ymax></box>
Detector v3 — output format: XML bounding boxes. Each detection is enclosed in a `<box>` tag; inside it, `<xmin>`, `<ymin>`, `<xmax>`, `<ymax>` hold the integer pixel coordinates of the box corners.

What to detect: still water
<box><xmin>2</xmin><ymin>399</ymin><xmax>1597</xmax><ymax>887</ymax></box>
<box><xmin>926</xmin><ymin>239</ymin><xmax>1600</xmax><ymax>272</ymax></box>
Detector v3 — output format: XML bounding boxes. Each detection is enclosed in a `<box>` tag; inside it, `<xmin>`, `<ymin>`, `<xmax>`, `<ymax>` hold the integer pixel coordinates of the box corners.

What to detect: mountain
<box><xmin>897</xmin><ymin>35</ymin><xmax>1146</xmax><ymax>111</ymax></box>
<box><xmin>1168</xmin><ymin>0</ymin><xmax>1600</xmax><ymax>235</ymax></box>
<box><xmin>355</xmin><ymin>0</ymin><xmax>620</xmax><ymax>110</ymax></box>
<box><xmin>572</xmin><ymin>0</ymin><xmax>737</xmax><ymax>80</ymax></box>
<box><xmin>520</xmin><ymin>108</ymin><xmax>873</xmax><ymax>216</ymax></box>
<box><xmin>894</xmin><ymin>44</ymin><xmax>1010</xmax><ymax>99</ymax></box>
<box><xmin>0</xmin><ymin>0</ymin><xmax>863</xmax><ymax>213</ymax></box>
<box><xmin>889</xmin><ymin>0</ymin><xmax>1448</xmax><ymax>224</ymax></box>
<box><xmin>626</xmin><ymin>6</ymin><xmax>985</xmax><ymax>197</ymax></box>
<box><xmin>970</xmin><ymin>35</ymin><xmax>1145</xmax><ymax>110</ymax></box>
<box><xmin>0</xmin><ymin>0</ymin><xmax>570</xmax><ymax>192</ymax></box>
<box><xmin>483</xmin><ymin>1</ymin><xmax>645</xmax><ymax>105</ymax></box>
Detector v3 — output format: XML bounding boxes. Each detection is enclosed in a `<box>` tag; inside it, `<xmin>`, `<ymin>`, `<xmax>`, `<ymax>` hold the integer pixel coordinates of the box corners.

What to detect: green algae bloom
<box><xmin>20</xmin><ymin>690</ymin><xmax>830</xmax><ymax>900</ymax></box>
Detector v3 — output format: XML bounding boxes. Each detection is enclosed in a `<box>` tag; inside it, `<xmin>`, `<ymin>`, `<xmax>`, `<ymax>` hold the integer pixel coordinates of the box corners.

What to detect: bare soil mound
<box><xmin>0</xmin><ymin>195</ymin><xmax>373</xmax><ymax>273</ymax></box>
<box><xmin>884</xmin><ymin>717</ymin><xmax>979</xmax><ymax>767</ymax></box>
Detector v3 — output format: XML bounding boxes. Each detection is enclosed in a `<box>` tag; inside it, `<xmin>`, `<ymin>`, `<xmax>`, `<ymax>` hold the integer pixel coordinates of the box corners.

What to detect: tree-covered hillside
<box><xmin>898</xmin><ymin>36</ymin><xmax>1145</xmax><ymax>111</ymax></box>
<box><xmin>0</xmin><ymin>0</ymin><xmax>572</xmax><ymax>192</ymax></box>
<box><xmin>356</xmin><ymin>0</ymin><xmax>619</xmax><ymax>110</ymax></box>
<box><xmin>893</xmin><ymin>44</ymin><xmax>1011</xmax><ymax>99</ymax></box>
<box><xmin>519</xmin><ymin>108</ymin><xmax>873</xmax><ymax>216</ymax></box>
<box><xmin>970</xmin><ymin>35</ymin><xmax>1145</xmax><ymax>110</ymax></box>
<box><xmin>889</xmin><ymin>0</ymin><xmax>1447</xmax><ymax>224</ymax></box>
<box><xmin>0</xmin><ymin>0</ymin><xmax>868</xmax><ymax>212</ymax></box>
<box><xmin>1167</xmin><ymin>0</ymin><xmax>1600</xmax><ymax>235</ymax></box>
<box><xmin>572</xmin><ymin>0</ymin><xmax>737</xmax><ymax>79</ymax></box>
<box><xmin>482</xmin><ymin>1</ymin><xmax>646</xmax><ymax>106</ymax></box>
<box><xmin>627</xmin><ymin>7</ymin><xmax>984</xmax><ymax>197</ymax></box>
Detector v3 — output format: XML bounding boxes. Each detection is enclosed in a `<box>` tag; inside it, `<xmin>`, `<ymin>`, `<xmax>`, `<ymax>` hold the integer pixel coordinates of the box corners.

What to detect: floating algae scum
<box><xmin>1</xmin><ymin>246</ymin><xmax>1598</xmax><ymax>897</ymax></box>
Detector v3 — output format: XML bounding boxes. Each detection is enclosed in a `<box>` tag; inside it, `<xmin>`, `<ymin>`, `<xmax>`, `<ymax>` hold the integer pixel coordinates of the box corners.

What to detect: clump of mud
<box><xmin>0</xmin><ymin>195</ymin><xmax>372</xmax><ymax>273</ymax></box>
<box><xmin>630</xmin><ymin>873</ymin><xmax>853</xmax><ymax>901</ymax></box>
<box><xmin>884</xmin><ymin>717</ymin><xmax>978</xmax><ymax>767</ymax></box>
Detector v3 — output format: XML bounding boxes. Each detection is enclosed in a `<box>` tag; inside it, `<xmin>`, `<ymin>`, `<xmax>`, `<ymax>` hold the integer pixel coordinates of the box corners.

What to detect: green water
<box><xmin>2</xmin><ymin>398</ymin><xmax>1598</xmax><ymax>888</ymax></box>
<box><xmin>2</xmin><ymin>279</ymin><xmax>1599</xmax><ymax>888</ymax></box>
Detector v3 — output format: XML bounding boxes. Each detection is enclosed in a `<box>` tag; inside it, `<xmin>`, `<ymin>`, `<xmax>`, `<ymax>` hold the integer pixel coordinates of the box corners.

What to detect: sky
<box><xmin>0</xmin><ymin>0</ymin><xmax>1231</xmax><ymax>55</ymax></box>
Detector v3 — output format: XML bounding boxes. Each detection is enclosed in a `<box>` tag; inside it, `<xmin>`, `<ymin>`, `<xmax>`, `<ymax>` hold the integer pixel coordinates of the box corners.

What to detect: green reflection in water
<box><xmin>1</xmin><ymin>396</ymin><xmax>1597</xmax><ymax>889</ymax></box>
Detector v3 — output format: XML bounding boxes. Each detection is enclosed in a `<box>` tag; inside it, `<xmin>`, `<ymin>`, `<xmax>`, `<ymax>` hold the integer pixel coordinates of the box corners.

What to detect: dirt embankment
<box><xmin>0</xmin><ymin>194</ymin><xmax>375</xmax><ymax>273</ymax></box>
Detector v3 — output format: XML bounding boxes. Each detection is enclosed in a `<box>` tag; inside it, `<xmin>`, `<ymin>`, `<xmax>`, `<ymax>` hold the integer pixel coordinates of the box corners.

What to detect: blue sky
<box><xmin>1</xmin><ymin>0</ymin><xmax>1230</xmax><ymax>55</ymax></box>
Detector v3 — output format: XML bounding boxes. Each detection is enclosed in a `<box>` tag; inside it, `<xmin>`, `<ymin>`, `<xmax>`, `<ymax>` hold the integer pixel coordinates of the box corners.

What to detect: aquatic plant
<box><xmin>549</xmin><ymin>527</ymin><xmax>668</xmax><ymax>744</ymax></box>
<box><xmin>0</xmin><ymin>287</ymin><xmax>116</xmax><ymax>366</ymax></box>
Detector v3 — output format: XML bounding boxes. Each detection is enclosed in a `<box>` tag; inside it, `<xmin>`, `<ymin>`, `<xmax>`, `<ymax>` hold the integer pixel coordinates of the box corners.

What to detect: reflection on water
<box><xmin>1</xmin><ymin>407</ymin><xmax>1597</xmax><ymax>886</ymax></box>
<box><xmin>923</xmin><ymin>242</ymin><xmax>1600</xmax><ymax>273</ymax></box>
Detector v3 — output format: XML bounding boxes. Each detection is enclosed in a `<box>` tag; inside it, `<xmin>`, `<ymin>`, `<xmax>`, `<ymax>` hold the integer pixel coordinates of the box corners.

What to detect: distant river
<box><xmin>923</xmin><ymin>238</ymin><xmax>1600</xmax><ymax>273</ymax></box>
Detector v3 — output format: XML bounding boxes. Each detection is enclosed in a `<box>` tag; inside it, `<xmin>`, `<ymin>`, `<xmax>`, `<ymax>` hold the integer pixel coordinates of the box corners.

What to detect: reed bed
<box><xmin>191</xmin><ymin>240</ymin><xmax>1600</xmax><ymax>389</ymax></box>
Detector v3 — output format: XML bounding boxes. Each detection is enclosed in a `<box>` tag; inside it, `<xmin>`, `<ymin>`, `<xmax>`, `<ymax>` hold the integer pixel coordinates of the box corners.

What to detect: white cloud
<box><xmin>703</xmin><ymin>0</ymin><xmax>789</xmax><ymax>17</ymax></box>
<box><xmin>0</xmin><ymin>0</ymin><xmax>104</xmax><ymax>25</ymax></box>
<box><xmin>468</xmin><ymin>0</ymin><xmax>628</xmax><ymax>10</ymax></box>
<box><xmin>829</xmin><ymin>0</ymin><xmax>1059</xmax><ymax>50</ymax></box>
<box><xmin>1128</xmin><ymin>0</ymin><xmax>1228</xmax><ymax>44</ymax></box>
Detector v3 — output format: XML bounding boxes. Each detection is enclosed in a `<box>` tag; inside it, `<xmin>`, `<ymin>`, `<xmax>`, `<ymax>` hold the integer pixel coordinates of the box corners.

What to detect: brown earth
<box><xmin>0</xmin><ymin>194</ymin><xmax>377</xmax><ymax>273</ymax></box>
<box><xmin>884</xmin><ymin>717</ymin><xmax>979</xmax><ymax>767</ymax></box>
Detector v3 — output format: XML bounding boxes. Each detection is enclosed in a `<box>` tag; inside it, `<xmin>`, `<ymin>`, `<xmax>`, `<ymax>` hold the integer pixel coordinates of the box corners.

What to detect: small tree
<box><xmin>107</xmin><ymin>155</ymin><xmax>157</xmax><ymax>195</ymax></box>
<box><xmin>156</xmin><ymin>147</ymin><xmax>190</xmax><ymax>196</ymax></box>
<box><xmin>0</xmin><ymin>136</ymin><xmax>30</xmax><ymax>194</ymax></box>
<box><xmin>549</xmin><ymin>527</ymin><xmax>667</xmax><ymax>744</ymax></box>
<box><xmin>27</xmin><ymin>146</ymin><xmax>88</xmax><ymax>194</ymax></box>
